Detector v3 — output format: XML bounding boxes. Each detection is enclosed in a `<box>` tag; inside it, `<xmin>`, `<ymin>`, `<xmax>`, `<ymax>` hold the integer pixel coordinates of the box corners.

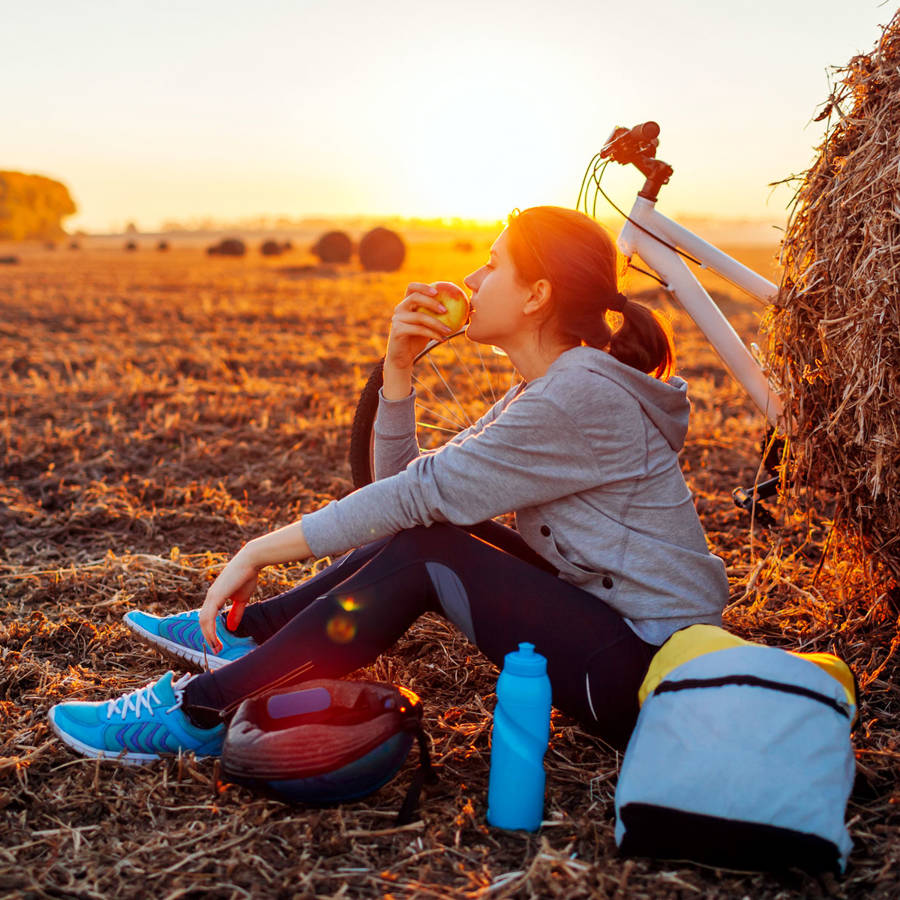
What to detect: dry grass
<box><xmin>1</xmin><ymin>239</ymin><xmax>898</xmax><ymax>898</ymax></box>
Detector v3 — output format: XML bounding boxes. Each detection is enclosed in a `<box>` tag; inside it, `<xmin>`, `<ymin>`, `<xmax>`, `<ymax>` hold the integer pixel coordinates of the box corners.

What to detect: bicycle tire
<box><xmin>349</xmin><ymin>359</ymin><xmax>385</xmax><ymax>488</ymax></box>
<box><xmin>348</xmin><ymin>335</ymin><xmax>517</xmax><ymax>489</ymax></box>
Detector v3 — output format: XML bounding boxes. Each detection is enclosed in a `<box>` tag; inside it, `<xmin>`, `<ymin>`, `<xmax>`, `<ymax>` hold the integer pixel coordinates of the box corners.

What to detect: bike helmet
<box><xmin>221</xmin><ymin>679</ymin><xmax>435</xmax><ymax>818</ymax></box>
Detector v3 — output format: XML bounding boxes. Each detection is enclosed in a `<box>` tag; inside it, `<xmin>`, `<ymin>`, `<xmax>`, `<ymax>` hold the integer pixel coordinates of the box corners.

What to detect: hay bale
<box><xmin>260</xmin><ymin>239</ymin><xmax>284</xmax><ymax>257</ymax></box>
<box><xmin>207</xmin><ymin>238</ymin><xmax>246</xmax><ymax>257</ymax></box>
<box><xmin>0</xmin><ymin>255</ymin><xmax>19</xmax><ymax>265</ymax></box>
<box><xmin>157</xmin><ymin>240</ymin><xmax>169</xmax><ymax>251</ymax></box>
<box><xmin>358</xmin><ymin>227</ymin><xmax>405</xmax><ymax>272</ymax></box>
<box><xmin>311</xmin><ymin>230</ymin><xmax>352</xmax><ymax>264</ymax></box>
<box><xmin>763</xmin><ymin>11</ymin><xmax>900</xmax><ymax>595</ymax></box>
<box><xmin>124</xmin><ymin>240</ymin><xmax>137</xmax><ymax>251</ymax></box>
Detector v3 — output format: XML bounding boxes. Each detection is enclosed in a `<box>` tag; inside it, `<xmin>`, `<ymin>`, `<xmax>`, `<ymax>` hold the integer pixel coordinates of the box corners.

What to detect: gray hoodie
<box><xmin>302</xmin><ymin>345</ymin><xmax>729</xmax><ymax>644</ymax></box>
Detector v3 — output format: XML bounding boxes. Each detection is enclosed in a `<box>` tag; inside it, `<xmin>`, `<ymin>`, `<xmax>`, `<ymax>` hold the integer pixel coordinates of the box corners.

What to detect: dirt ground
<box><xmin>1</xmin><ymin>239</ymin><xmax>898</xmax><ymax>898</ymax></box>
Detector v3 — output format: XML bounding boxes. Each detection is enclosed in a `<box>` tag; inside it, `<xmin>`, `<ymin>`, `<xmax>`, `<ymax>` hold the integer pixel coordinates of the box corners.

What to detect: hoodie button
<box><xmin>602</xmin><ymin>576</ymin><xmax>614</xmax><ymax>589</ymax></box>
<box><xmin>540</xmin><ymin>525</ymin><xmax>551</xmax><ymax>537</ymax></box>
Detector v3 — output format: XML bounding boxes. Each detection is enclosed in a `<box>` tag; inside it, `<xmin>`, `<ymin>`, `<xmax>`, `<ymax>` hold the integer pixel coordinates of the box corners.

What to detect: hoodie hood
<box><xmin>543</xmin><ymin>346</ymin><xmax>690</xmax><ymax>452</ymax></box>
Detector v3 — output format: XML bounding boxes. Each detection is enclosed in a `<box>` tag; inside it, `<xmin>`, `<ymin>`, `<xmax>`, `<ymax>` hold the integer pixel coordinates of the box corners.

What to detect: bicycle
<box><xmin>348</xmin><ymin>122</ymin><xmax>787</xmax><ymax>523</ymax></box>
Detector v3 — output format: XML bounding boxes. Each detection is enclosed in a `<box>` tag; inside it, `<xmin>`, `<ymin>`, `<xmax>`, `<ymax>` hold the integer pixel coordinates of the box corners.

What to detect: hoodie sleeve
<box><xmin>373</xmin><ymin>382</ymin><xmax>522</xmax><ymax>480</ymax></box>
<box><xmin>303</xmin><ymin>379</ymin><xmax>647</xmax><ymax>559</ymax></box>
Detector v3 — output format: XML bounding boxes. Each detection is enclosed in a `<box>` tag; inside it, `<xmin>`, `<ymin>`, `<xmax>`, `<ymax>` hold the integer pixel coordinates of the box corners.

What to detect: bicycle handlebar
<box><xmin>600</xmin><ymin>121</ymin><xmax>673</xmax><ymax>203</ymax></box>
<box><xmin>600</xmin><ymin>121</ymin><xmax>660</xmax><ymax>163</ymax></box>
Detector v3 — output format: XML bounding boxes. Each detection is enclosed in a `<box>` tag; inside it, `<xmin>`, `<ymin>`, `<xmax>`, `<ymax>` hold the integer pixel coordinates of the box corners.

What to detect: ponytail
<box><xmin>606</xmin><ymin>298</ymin><xmax>675</xmax><ymax>380</ymax></box>
<box><xmin>506</xmin><ymin>207</ymin><xmax>676</xmax><ymax>379</ymax></box>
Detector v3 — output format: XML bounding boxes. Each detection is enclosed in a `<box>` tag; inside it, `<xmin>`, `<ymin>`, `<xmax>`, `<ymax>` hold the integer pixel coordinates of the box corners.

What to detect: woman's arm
<box><xmin>197</xmin><ymin>519</ymin><xmax>312</xmax><ymax>651</ymax></box>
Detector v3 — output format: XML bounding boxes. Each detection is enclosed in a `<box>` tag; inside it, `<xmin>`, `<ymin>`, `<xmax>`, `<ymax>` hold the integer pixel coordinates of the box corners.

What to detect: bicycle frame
<box><xmin>617</xmin><ymin>196</ymin><xmax>784</xmax><ymax>430</ymax></box>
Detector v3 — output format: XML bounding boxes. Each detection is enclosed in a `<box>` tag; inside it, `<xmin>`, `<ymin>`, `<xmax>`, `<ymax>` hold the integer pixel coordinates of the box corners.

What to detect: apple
<box><xmin>414</xmin><ymin>281</ymin><xmax>470</xmax><ymax>332</ymax></box>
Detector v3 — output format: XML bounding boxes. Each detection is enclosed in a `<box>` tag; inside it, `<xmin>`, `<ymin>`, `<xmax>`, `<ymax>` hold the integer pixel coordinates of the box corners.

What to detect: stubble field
<box><xmin>1</xmin><ymin>237</ymin><xmax>898</xmax><ymax>898</ymax></box>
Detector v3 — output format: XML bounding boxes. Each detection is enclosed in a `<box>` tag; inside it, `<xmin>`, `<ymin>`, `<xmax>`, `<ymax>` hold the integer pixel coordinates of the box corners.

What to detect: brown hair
<box><xmin>506</xmin><ymin>206</ymin><xmax>675</xmax><ymax>379</ymax></box>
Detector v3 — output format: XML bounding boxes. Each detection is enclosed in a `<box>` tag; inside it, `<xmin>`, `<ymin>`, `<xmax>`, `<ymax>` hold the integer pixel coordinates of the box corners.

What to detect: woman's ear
<box><xmin>523</xmin><ymin>279</ymin><xmax>552</xmax><ymax>316</ymax></box>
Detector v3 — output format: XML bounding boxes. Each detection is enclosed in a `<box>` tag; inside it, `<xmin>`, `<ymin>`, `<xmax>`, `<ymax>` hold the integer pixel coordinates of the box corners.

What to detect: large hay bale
<box><xmin>764</xmin><ymin>12</ymin><xmax>900</xmax><ymax>596</ymax></box>
<box><xmin>358</xmin><ymin>227</ymin><xmax>405</xmax><ymax>271</ymax></box>
<box><xmin>311</xmin><ymin>230</ymin><xmax>352</xmax><ymax>264</ymax></box>
<box><xmin>0</xmin><ymin>172</ymin><xmax>76</xmax><ymax>240</ymax></box>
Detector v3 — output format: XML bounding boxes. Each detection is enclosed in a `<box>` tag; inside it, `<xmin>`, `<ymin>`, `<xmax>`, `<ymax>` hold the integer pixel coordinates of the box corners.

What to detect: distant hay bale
<box><xmin>260</xmin><ymin>239</ymin><xmax>284</xmax><ymax>257</ymax></box>
<box><xmin>281</xmin><ymin>239</ymin><xmax>293</xmax><ymax>252</ymax></box>
<box><xmin>125</xmin><ymin>240</ymin><xmax>137</xmax><ymax>251</ymax></box>
<box><xmin>454</xmin><ymin>240</ymin><xmax>474</xmax><ymax>253</ymax></box>
<box><xmin>0</xmin><ymin>255</ymin><xmax>19</xmax><ymax>265</ymax></box>
<box><xmin>207</xmin><ymin>238</ymin><xmax>246</xmax><ymax>257</ymax></box>
<box><xmin>157</xmin><ymin>240</ymin><xmax>169</xmax><ymax>251</ymax></box>
<box><xmin>69</xmin><ymin>240</ymin><xmax>80</xmax><ymax>250</ymax></box>
<box><xmin>763</xmin><ymin>11</ymin><xmax>900</xmax><ymax>597</ymax></box>
<box><xmin>311</xmin><ymin>230</ymin><xmax>353</xmax><ymax>264</ymax></box>
<box><xmin>358</xmin><ymin>227</ymin><xmax>405</xmax><ymax>272</ymax></box>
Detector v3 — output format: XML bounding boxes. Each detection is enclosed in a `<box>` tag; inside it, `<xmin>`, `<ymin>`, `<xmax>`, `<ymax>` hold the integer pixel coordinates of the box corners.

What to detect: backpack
<box><xmin>221</xmin><ymin>679</ymin><xmax>437</xmax><ymax>823</ymax></box>
<box><xmin>614</xmin><ymin>625</ymin><xmax>857</xmax><ymax>873</ymax></box>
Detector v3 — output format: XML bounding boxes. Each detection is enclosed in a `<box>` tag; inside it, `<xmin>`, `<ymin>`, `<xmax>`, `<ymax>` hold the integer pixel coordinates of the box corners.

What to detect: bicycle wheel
<box><xmin>349</xmin><ymin>333</ymin><xmax>518</xmax><ymax>488</ymax></box>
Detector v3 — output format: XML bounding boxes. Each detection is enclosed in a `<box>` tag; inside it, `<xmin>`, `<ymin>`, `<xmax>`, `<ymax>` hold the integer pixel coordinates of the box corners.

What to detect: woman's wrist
<box><xmin>382</xmin><ymin>360</ymin><xmax>413</xmax><ymax>401</ymax></box>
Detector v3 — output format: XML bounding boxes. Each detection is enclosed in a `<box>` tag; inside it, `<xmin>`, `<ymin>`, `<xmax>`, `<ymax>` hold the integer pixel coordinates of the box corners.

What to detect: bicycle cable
<box><xmin>578</xmin><ymin>154</ymin><xmax>705</xmax><ymax>287</ymax></box>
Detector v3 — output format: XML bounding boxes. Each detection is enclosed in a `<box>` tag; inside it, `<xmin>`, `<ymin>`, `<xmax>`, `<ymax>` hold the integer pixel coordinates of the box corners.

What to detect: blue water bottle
<box><xmin>486</xmin><ymin>642</ymin><xmax>552</xmax><ymax>831</ymax></box>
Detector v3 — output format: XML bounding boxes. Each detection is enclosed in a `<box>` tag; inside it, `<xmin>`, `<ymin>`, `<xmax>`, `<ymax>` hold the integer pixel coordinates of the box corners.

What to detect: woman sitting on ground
<box><xmin>48</xmin><ymin>206</ymin><xmax>729</xmax><ymax>760</ymax></box>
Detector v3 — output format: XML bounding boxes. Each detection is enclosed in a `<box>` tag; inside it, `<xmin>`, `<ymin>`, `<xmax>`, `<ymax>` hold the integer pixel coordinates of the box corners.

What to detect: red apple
<box><xmin>414</xmin><ymin>281</ymin><xmax>470</xmax><ymax>332</ymax></box>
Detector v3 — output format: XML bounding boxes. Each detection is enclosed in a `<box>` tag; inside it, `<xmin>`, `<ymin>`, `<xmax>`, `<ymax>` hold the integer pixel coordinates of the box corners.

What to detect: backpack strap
<box><xmin>395</xmin><ymin>725</ymin><xmax>440</xmax><ymax>825</ymax></box>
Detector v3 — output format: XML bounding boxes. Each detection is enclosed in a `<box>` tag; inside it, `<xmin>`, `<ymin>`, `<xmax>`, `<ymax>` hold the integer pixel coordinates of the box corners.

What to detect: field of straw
<box><xmin>2</xmin><ymin>238</ymin><xmax>898</xmax><ymax>898</ymax></box>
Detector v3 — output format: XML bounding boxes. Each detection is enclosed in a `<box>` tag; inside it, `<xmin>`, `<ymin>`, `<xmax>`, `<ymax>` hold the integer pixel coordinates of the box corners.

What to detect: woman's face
<box><xmin>463</xmin><ymin>228</ymin><xmax>533</xmax><ymax>347</ymax></box>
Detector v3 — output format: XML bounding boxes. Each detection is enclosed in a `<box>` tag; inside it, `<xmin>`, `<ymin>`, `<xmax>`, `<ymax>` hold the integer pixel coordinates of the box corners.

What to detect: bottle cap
<box><xmin>503</xmin><ymin>642</ymin><xmax>548</xmax><ymax>677</ymax></box>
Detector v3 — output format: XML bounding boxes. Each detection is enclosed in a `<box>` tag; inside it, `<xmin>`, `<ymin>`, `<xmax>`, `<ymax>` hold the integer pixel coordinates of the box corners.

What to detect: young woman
<box><xmin>48</xmin><ymin>206</ymin><xmax>729</xmax><ymax>761</ymax></box>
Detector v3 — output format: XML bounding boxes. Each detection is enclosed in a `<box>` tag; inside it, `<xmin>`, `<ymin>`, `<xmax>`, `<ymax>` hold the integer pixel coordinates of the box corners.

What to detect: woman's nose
<box><xmin>463</xmin><ymin>269</ymin><xmax>481</xmax><ymax>291</ymax></box>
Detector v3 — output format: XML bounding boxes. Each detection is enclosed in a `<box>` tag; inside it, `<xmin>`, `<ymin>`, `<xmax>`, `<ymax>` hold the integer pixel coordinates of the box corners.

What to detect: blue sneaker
<box><xmin>123</xmin><ymin>608</ymin><xmax>257</xmax><ymax>671</ymax></box>
<box><xmin>47</xmin><ymin>671</ymin><xmax>225</xmax><ymax>764</ymax></box>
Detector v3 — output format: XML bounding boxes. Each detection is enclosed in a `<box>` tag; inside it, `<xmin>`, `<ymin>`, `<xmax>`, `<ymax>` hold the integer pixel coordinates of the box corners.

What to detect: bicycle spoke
<box><xmin>474</xmin><ymin>342</ymin><xmax>499</xmax><ymax>404</ymax></box>
<box><xmin>449</xmin><ymin>339</ymin><xmax>494</xmax><ymax>408</ymax></box>
<box><xmin>425</xmin><ymin>355</ymin><xmax>476</xmax><ymax>428</ymax></box>
<box><xmin>411</xmin><ymin>372</ymin><xmax>469</xmax><ymax>431</ymax></box>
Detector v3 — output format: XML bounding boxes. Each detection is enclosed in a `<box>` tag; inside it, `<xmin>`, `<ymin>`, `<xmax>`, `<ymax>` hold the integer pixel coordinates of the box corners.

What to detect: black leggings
<box><xmin>183</xmin><ymin>521</ymin><xmax>659</xmax><ymax>749</ymax></box>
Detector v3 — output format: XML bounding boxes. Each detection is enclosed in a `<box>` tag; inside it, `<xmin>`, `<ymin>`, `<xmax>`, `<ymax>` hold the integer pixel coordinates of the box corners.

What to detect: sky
<box><xmin>2</xmin><ymin>0</ymin><xmax>895</xmax><ymax>233</ymax></box>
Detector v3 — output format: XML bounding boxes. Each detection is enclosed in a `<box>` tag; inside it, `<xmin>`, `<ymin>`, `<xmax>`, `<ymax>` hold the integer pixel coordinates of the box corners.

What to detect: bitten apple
<box><xmin>414</xmin><ymin>281</ymin><xmax>470</xmax><ymax>332</ymax></box>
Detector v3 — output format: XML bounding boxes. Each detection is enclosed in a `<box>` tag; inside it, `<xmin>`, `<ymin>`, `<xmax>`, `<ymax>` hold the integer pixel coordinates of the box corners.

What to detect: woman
<box><xmin>48</xmin><ymin>206</ymin><xmax>729</xmax><ymax>761</ymax></box>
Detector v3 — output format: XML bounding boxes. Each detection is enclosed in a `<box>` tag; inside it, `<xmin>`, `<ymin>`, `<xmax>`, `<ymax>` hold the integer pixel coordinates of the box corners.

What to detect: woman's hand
<box><xmin>199</xmin><ymin>546</ymin><xmax>260</xmax><ymax>652</ymax></box>
<box><xmin>384</xmin><ymin>283</ymin><xmax>454</xmax><ymax>373</ymax></box>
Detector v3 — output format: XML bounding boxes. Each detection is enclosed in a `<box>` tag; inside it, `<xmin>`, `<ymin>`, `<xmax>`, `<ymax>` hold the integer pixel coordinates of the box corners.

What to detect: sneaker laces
<box><xmin>105</xmin><ymin>673</ymin><xmax>195</xmax><ymax>719</ymax></box>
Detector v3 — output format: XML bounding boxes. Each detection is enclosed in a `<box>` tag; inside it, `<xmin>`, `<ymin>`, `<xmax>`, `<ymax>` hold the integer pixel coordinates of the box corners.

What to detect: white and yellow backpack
<box><xmin>615</xmin><ymin>625</ymin><xmax>857</xmax><ymax>873</ymax></box>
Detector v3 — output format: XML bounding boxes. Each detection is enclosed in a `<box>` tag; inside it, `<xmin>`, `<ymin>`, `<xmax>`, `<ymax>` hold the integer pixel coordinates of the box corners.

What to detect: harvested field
<box><xmin>1</xmin><ymin>240</ymin><xmax>898</xmax><ymax>898</ymax></box>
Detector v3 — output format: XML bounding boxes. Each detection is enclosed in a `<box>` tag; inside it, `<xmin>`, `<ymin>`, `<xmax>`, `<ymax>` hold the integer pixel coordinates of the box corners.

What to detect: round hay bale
<box><xmin>358</xmin><ymin>227</ymin><xmax>405</xmax><ymax>272</ymax></box>
<box><xmin>311</xmin><ymin>230</ymin><xmax>353</xmax><ymax>264</ymax></box>
<box><xmin>157</xmin><ymin>240</ymin><xmax>169</xmax><ymax>251</ymax></box>
<box><xmin>207</xmin><ymin>238</ymin><xmax>246</xmax><ymax>257</ymax></box>
<box><xmin>260</xmin><ymin>239</ymin><xmax>283</xmax><ymax>257</ymax></box>
<box><xmin>69</xmin><ymin>241</ymin><xmax>80</xmax><ymax>250</ymax></box>
<box><xmin>125</xmin><ymin>240</ymin><xmax>137</xmax><ymax>251</ymax></box>
<box><xmin>763</xmin><ymin>12</ymin><xmax>900</xmax><ymax>595</ymax></box>
<box><xmin>0</xmin><ymin>255</ymin><xmax>20</xmax><ymax>265</ymax></box>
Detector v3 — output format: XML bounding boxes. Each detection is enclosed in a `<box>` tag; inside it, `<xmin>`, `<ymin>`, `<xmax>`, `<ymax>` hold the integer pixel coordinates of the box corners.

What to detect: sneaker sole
<box><xmin>48</xmin><ymin>706</ymin><xmax>162</xmax><ymax>765</ymax></box>
<box><xmin>124</xmin><ymin>615</ymin><xmax>233</xmax><ymax>671</ymax></box>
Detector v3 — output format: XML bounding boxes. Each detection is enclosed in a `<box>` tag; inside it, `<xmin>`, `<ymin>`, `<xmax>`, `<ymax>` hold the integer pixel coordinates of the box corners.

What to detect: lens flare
<box><xmin>326</xmin><ymin>613</ymin><xmax>357</xmax><ymax>644</ymax></box>
<box><xmin>337</xmin><ymin>595</ymin><xmax>365</xmax><ymax>612</ymax></box>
